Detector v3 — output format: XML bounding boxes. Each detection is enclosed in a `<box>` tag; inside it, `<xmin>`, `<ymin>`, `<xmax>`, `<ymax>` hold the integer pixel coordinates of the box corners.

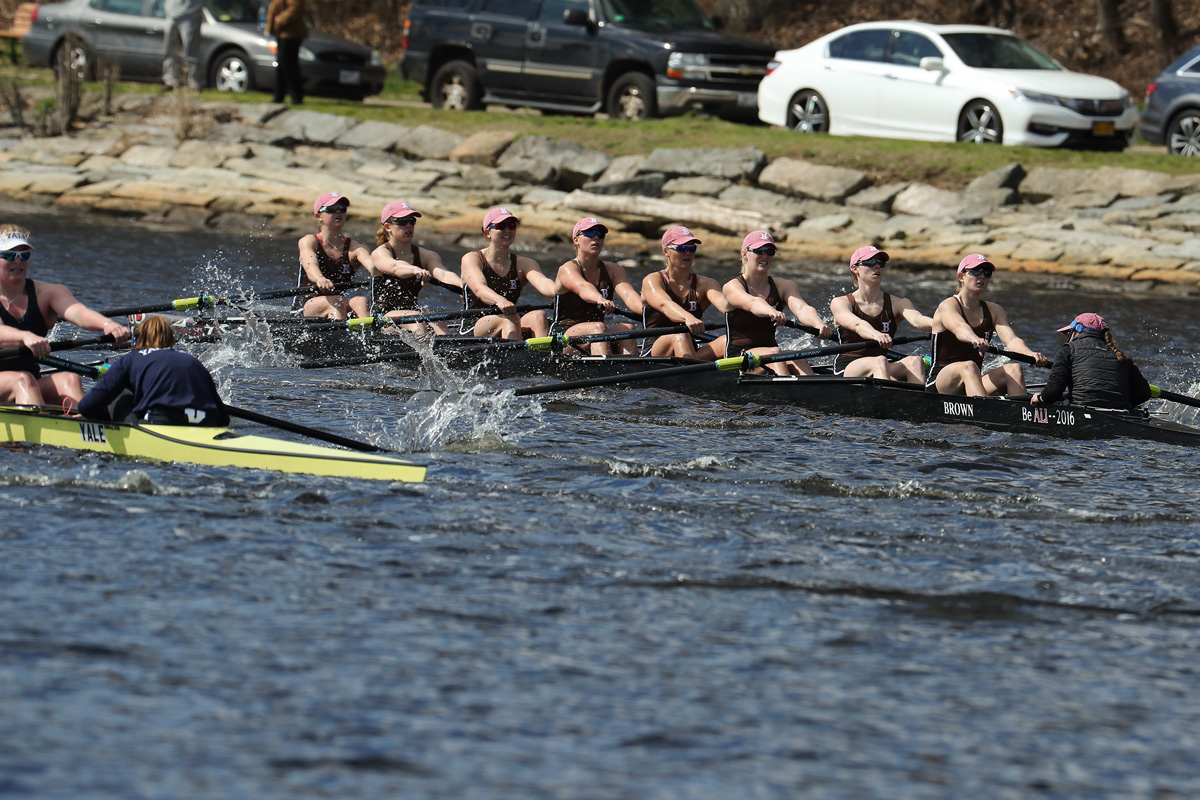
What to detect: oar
<box><xmin>0</xmin><ymin>333</ymin><xmax>115</xmax><ymax>361</ymax></box>
<box><xmin>34</xmin><ymin>353</ymin><xmax>388</xmax><ymax>453</ymax></box>
<box><xmin>513</xmin><ymin>334</ymin><xmax>932</xmax><ymax>397</ymax></box>
<box><xmin>297</xmin><ymin>323</ymin><xmax>723</xmax><ymax>369</ymax></box>
<box><xmin>300</xmin><ymin>303</ymin><xmax>554</xmax><ymax>333</ymax></box>
<box><xmin>99</xmin><ymin>282</ymin><xmax>369</xmax><ymax>317</ymax></box>
<box><xmin>1150</xmin><ymin>385</ymin><xmax>1200</xmax><ymax>409</ymax></box>
<box><xmin>987</xmin><ymin>345</ymin><xmax>1052</xmax><ymax>369</ymax></box>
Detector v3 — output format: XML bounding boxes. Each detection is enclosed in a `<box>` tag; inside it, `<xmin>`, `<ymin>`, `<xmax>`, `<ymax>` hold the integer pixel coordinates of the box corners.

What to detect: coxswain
<box><xmin>297</xmin><ymin>192</ymin><xmax>372</xmax><ymax>320</ymax></box>
<box><xmin>369</xmin><ymin>201</ymin><xmax>463</xmax><ymax>335</ymax></box>
<box><xmin>459</xmin><ymin>207</ymin><xmax>555</xmax><ymax>340</ymax></box>
<box><xmin>1031</xmin><ymin>313</ymin><xmax>1152</xmax><ymax>409</ymax></box>
<box><xmin>641</xmin><ymin>226</ymin><xmax>727</xmax><ymax>360</ymax></box>
<box><xmin>927</xmin><ymin>253</ymin><xmax>1046</xmax><ymax>396</ymax></box>
<box><xmin>829</xmin><ymin>245</ymin><xmax>933</xmax><ymax>383</ymax></box>
<box><xmin>723</xmin><ymin>231</ymin><xmax>832</xmax><ymax>375</ymax></box>
<box><xmin>551</xmin><ymin>217</ymin><xmax>644</xmax><ymax>355</ymax></box>
<box><xmin>0</xmin><ymin>226</ymin><xmax>131</xmax><ymax>406</ymax></box>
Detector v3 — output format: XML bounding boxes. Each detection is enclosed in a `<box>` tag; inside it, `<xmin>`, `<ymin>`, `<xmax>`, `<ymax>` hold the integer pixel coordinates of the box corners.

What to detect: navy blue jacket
<box><xmin>1039</xmin><ymin>332</ymin><xmax>1151</xmax><ymax>409</ymax></box>
<box><xmin>78</xmin><ymin>347</ymin><xmax>229</xmax><ymax>426</ymax></box>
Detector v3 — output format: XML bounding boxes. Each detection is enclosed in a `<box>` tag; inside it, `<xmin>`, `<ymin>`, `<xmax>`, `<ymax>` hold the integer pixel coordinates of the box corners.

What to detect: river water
<box><xmin>4</xmin><ymin>215</ymin><xmax>1200</xmax><ymax>799</ymax></box>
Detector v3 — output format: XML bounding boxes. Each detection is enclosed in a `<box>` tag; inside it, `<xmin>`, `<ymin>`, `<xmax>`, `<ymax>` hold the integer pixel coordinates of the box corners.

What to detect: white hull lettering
<box><xmin>943</xmin><ymin>401</ymin><xmax>975</xmax><ymax>418</ymax></box>
<box><xmin>79</xmin><ymin>422</ymin><xmax>107</xmax><ymax>444</ymax></box>
<box><xmin>1021</xmin><ymin>407</ymin><xmax>1075</xmax><ymax>426</ymax></box>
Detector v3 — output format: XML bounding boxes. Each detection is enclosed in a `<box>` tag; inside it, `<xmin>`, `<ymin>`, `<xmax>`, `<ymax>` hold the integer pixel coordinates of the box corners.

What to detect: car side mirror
<box><xmin>563</xmin><ymin>8</ymin><xmax>589</xmax><ymax>26</ymax></box>
<box><xmin>919</xmin><ymin>57</ymin><xmax>947</xmax><ymax>72</ymax></box>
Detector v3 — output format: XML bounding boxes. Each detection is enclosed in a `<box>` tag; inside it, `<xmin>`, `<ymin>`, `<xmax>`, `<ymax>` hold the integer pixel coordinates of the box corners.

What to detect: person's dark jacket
<box><xmin>78</xmin><ymin>347</ymin><xmax>229</xmax><ymax>426</ymax></box>
<box><xmin>1039</xmin><ymin>331</ymin><xmax>1152</xmax><ymax>409</ymax></box>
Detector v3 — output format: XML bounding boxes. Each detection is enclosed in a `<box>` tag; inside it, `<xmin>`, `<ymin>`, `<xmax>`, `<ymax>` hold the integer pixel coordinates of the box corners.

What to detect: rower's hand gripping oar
<box><xmin>512</xmin><ymin>334</ymin><xmax>932</xmax><ymax>397</ymax></box>
<box><xmin>986</xmin><ymin>345</ymin><xmax>1052</xmax><ymax>369</ymax></box>
<box><xmin>33</xmin><ymin>354</ymin><xmax>387</xmax><ymax>453</ymax></box>
<box><xmin>0</xmin><ymin>333</ymin><xmax>115</xmax><ymax>361</ymax></box>
<box><xmin>99</xmin><ymin>281</ymin><xmax>369</xmax><ymax>318</ymax></box>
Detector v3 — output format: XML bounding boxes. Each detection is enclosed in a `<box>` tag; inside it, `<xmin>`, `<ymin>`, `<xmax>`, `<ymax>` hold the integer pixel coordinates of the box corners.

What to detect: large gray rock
<box><xmin>582</xmin><ymin>173</ymin><xmax>666</xmax><ymax>197</ymax></box>
<box><xmin>1087</xmin><ymin>166</ymin><xmax>1176</xmax><ymax>198</ymax></box>
<box><xmin>496</xmin><ymin>156</ymin><xmax>556</xmax><ymax>187</ymax></box>
<box><xmin>451</xmin><ymin>130</ymin><xmax>518</xmax><ymax>166</ymax></box>
<box><xmin>757</xmin><ymin>157</ymin><xmax>870</xmax><ymax>203</ymax></box>
<box><xmin>1019</xmin><ymin>167</ymin><xmax>1095</xmax><ymax>202</ymax></box>
<box><xmin>956</xmin><ymin>189</ymin><xmax>1017</xmax><ymax>225</ymax></box>
<box><xmin>499</xmin><ymin>135</ymin><xmax>610</xmax><ymax>190</ymax></box>
<box><xmin>265</xmin><ymin>109</ymin><xmax>358</xmax><ymax>145</ymax></box>
<box><xmin>966</xmin><ymin>163</ymin><xmax>1026</xmax><ymax>194</ymax></box>
<box><xmin>891</xmin><ymin>183</ymin><xmax>964</xmax><ymax>217</ymax></box>
<box><xmin>638</xmin><ymin>146</ymin><xmax>767</xmax><ymax>182</ymax></box>
<box><xmin>334</xmin><ymin>120</ymin><xmax>414</xmax><ymax>152</ymax></box>
<box><xmin>663</xmin><ymin>176</ymin><xmax>732</xmax><ymax>197</ymax></box>
<box><xmin>717</xmin><ymin>185</ymin><xmax>807</xmax><ymax>225</ymax></box>
<box><xmin>597</xmin><ymin>154</ymin><xmax>645</xmax><ymax>183</ymax></box>
<box><xmin>845</xmin><ymin>182</ymin><xmax>909</xmax><ymax>213</ymax></box>
<box><xmin>395</xmin><ymin>125</ymin><xmax>466</xmax><ymax>160</ymax></box>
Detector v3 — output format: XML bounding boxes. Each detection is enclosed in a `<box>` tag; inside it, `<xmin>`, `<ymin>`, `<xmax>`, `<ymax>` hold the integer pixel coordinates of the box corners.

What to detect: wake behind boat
<box><xmin>0</xmin><ymin>405</ymin><xmax>427</xmax><ymax>482</ymax></box>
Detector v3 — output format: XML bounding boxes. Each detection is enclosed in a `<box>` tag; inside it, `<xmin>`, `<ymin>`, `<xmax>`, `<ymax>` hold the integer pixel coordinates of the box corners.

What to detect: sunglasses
<box><xmin>0</xmin><ymin>250</ymin><xmax>31</xmax><ymax>262</ymax></box>
<box><xmin>319</xmin><ymin>204</ymin><xmax>349</xmax><ymax>214</ymax></box>
<box><xmin>578</xmin><ymin>229</ymin><xmax>605</xmax><ymax>239</ymax></box>
<box><xmin>856</xmin><ymin>257</ymin><xmax>886</xmax><ymax>269</ymax></box>
<box><xmin>387</xmin><ymin>216</ymin><xmax>417</xmax><ymax>226</ymax></box>
<box><xmin>488</xmin><ymin>220</ymin><xmax>518</xmax><ymax>231</ymax></box>
<box><xmin>749</xmin><ymin>247</ymin><xmax>777</xmax><ymax>257</ymax></box>
<box><xmin>667</xmin><ymin>244</ymin><xmax>697</xmax><ymax>254</ymax></box>
<box><xmin>964</xmin><ymin>266</ymin><xmax>994</xmax><ymax>278</ymax></box>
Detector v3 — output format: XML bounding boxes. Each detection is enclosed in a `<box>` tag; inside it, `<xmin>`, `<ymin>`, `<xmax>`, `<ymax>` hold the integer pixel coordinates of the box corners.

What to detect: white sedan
<box><xmin>757</xmin><ymin>21</ymin><xmax>1137</xmax><ymax>148</ymax></box>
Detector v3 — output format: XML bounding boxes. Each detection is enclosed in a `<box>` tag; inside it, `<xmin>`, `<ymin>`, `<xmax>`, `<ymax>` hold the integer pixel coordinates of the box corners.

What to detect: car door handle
<box><xmin>885</xmin><ymin>72</ymin><xmax>898</xmax><ymax>79</ymax></box>
<box><xmin>529</xmin><ymin>30</ymin><xmax>542</xmax><ymax>43</ymax></box>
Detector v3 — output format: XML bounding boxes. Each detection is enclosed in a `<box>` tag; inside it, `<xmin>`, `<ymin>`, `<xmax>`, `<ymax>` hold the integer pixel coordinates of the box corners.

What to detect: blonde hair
<box><xmin>134</xmin><ymin>315</ymin><xmax>176</xmax><ymax>349</ymax></box>
<box><xmin>0</xmin><ymin>224</ymin><xmax>30</xmax><ymax>239</ymax></box>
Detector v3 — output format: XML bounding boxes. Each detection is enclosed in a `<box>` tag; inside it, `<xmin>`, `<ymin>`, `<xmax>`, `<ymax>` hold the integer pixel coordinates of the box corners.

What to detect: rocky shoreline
<box><xmin>2</xmin><ymin>93</ymin><xmax>1199</xmax><ymax>294</ymax></box>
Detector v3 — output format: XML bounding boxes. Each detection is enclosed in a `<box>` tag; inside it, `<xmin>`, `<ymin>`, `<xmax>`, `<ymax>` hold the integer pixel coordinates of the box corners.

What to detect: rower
<box><xmin>551</xmin><ymin>217</ymin><xmax>644</xmax><ymax>355</ymax></box>
<box><xmin>829</xmin><ymin>245</ymin><xmax>932</xmax><ymax>384</ymax></box>
<box><xmin>1031</xmin><ymin>313</ymin><xmax>1152</xmax><ymax>409</ymax></box>
<box><xmin>297</xmin><ymin>192</ymin><xmax>372</xmax><ymax>320</ymax></box>
<box><xmin>75</xmin><ymin>315</ymin><xmax>228</xmax><ymax>426</ymax></box>
<box><xmin>926</xmin><ymin>254</ymin><xmax>1047</xmax><ymax>397</ymax></box>
<box><xmin>369</xmin><ymin>201</ymin><xmax>463</xmax><ymax>336</ymax></box>
<box><xmin>460</xmin><ymin>207</ymin><xmax>555</xmax><ymax>341</ymax></box>
<box><xmin>0</xmin><ymin>226</ymin><xmax>131</xmax><ymax>406</ymax></box>
<box><xmin>723</xmin><ymin>231</ymin><xmax>832</xmax><ymax>375</ymax></box>
<box><xmin>641</xmin><ymin>226</ymin><xmax>728</xmax><ymax>360</ymax></box>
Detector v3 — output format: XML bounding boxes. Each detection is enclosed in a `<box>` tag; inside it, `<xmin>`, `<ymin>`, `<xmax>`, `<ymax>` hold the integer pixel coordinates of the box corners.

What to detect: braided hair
<box><xmin>1102</xmin><ymin>328</ymin><xmax>1129</xmax><ymax>362</ymax></box>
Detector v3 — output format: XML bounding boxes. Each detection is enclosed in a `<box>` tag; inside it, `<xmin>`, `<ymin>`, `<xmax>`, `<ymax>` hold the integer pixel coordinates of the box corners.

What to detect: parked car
<box><xmin>22</xmin><ymin>0</ymin><xmax>385</xmax><ymax>99</ymax></box>
<box><xmin>758</xmin><ymin>21</ymin><xmax>1137</xmax><ymax>149</ymax></box>
<box><xmin>1139</xmin><ymin>44</ymin><xmax>1200</xmax><ymax>156</ymax></box>
<box><xmin>400</xmin><ymin>0</ymin><xmax>775</xmax><ymax>121</ymax></box>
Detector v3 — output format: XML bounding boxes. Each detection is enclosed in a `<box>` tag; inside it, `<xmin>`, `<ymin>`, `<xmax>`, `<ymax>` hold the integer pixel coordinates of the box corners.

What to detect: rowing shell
<box><xmin>0</xmin><ymin>406</ymin><xmax>426</xmax><ymax>481</ymax></box>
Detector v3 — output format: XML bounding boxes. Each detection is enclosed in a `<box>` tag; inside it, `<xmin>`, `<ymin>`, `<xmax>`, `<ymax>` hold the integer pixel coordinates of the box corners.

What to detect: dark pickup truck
<box><xmin>400</xmin><ymin>0</ymin><xmax>775</xmax><ymax>120</ymax></box>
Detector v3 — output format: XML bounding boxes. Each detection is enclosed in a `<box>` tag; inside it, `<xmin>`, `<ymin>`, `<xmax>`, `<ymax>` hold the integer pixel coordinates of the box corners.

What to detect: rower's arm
<box><xmin>829</xmin><ymin>295</ymin><xmax>882</xmax><ymax>341</ymax></box>
<box><xmin>641</xmin><ymin>273</ymin><xmax>695</xmax><ymax>325</ymax></box>
<box><xmin>557</xmin><ymin>261</ymin><xmax>606</xmax><ymax>304</ymax></box>
<box><xmin>723</xmin><ymin>278</ymin><xmax>779</xmax><ymax>320</ymax></box>
<box><xmin>520</xmin><ymin>261</ymin><xmax>557</xmax><ymax>298</ymax></box>
<box><xmin>937</xmin><ymin>298</ymin><xmax>985</xmax><ymax>348</ymax></box>
<box><xmin>369</xmin><ymin>245</ymin><xmax>426</xmax><ymax>279</ymax></box>
<box><xmin>701</xmin><ymin>278</ymin><xmax>730</xmax><ymax>315</ymax></box>
<box><xmin>298</xmin><ymin>236</ymin><xmax>332</xmax><ymax>289</ymax></box>
<box><xmin>47</xmin><ymin>283</ymin><xmax>130</xmax><ymax>343</ymax></box>
<box><xmin>460</xmin><ymin>255</ymin><xmax>508</xmax><ymax>307</ymax></box>
<box><xmin>610</xmin><ymin>264</ymin><xmax>644</xmax><ymax>315</ymax></box>
<box><xmin>895</xmin><ymin>297</ymin><xmax>934</xmax><ymax>331</ymax></box>
<box><xmin>782</xmin><ymin>281</ymin><xmax>831</xmax><ymax>338</ymax></box>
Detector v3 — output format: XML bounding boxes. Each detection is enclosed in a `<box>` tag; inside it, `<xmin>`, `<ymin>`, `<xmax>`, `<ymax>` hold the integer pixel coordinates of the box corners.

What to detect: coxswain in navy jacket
<box><xmin>78</xmin><ymin>347</ymin><xmax>229</xmax><ymax>426</ymax></box>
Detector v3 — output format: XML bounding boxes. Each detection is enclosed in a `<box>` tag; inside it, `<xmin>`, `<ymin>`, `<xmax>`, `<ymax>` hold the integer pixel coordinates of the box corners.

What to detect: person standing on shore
<box><xmin>265</xmin><ymin>0</ymin><xmax>307</xmax><ymax>105</ymax></box>
<box><xmin>162</xmin><ymin>0</ymin><xmax>204</xmax><ymax>91</ymax></box>
<box><xmin>0</xmin><ymin>226</ymin><xmax>131</xmax><ymax>406</ymax></box>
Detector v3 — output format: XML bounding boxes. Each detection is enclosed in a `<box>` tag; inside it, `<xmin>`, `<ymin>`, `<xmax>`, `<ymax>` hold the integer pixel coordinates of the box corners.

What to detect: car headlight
<box><xmin>299</xmin><ymin>46</ymin><xmax>315</xmax><ymax>62</ymax></box>
<box><xmin>1122</xmin><ymin>91</ymin><xmax>1135</xmax><ymax>109</ymax></box>
<box><xmin>667</xmin><ymin>52</ymin><xmax>709</xmax><ymax>80</ymax></box>
<box><xmin>1010</xmin><ymin>87</ymin><xmax>1063</xmax><ymax>106</ymax></box>
<box><xmin>371</xmin><ymin>50</ymin><xmax>383</xmax><ymax>67</ymax></box>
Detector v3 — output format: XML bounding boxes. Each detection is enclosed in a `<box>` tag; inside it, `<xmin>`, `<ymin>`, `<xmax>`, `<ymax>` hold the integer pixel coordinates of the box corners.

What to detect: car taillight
<box><xmin>765</xmin><ymin>60</ymin><xmax>780</xmax><ymax>76</ymax></box>
<box><xmin>30</xmin><ymin>6</ymin><xmax>37</xmax><ymax>20</ymax></box>
<box><xmin>1144</xmin><ymin>81</ymin><xmax>1158</xmax><ymax>103</ymax></box>
<box><xmin>402</xmin><ymin>19</ymin><xmax>410</xmax><ymax>52</ymax></box>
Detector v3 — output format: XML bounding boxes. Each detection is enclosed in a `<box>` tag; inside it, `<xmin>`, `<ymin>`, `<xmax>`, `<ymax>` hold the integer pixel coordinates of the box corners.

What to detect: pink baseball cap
<box><xmin>314</xmin><ymin>192</ymin><xmax>349</xmax><ymax>214</ymax></box>
<box><xmin>483</xmin><ymin>207</ymin><xmax>519</xmax><ymax>231</ymax></box>
<box><xmin>662</xmin><ymin>226</ymin><xmax>701</xmax><ymax>247</ymax></box>
<box><xmin>572</xmin><ymin>217</ymin><xmax>608</xmax><ymax>237</ymax></box>
<box><xmin>1058</xmin><ymin>313</ymin><xmax>1108</xmax><ymax>333</ymax></box>
<box><xmin>850</xmin><ymin>245</ymin><xmax>888</xmax><ymax>267</ymax></box>
<box><xmin>957</xmin><ymin>253</ymin><xmax>995</xmax><ymax>275</ymax></box>
<box><xmin>742</xmin><ymin>230</ymin><xmax>775</xmax><ymax>252</ymax></box>
<box><xmin>381</xmin><ymin>200</ymin><xmax>421</xmax><ymax>223</ymax></box>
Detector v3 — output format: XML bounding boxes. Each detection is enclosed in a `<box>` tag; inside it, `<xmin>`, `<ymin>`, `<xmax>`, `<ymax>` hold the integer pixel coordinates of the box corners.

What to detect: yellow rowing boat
<box><xmin>0</xmin><ymin>405</ymin><xmax>426</xmax><ymax>482</ymax></box>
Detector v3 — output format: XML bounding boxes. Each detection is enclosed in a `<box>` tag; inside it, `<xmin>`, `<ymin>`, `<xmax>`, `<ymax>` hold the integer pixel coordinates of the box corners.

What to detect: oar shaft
<box><xmin>986</xmin><ymin>346</ymin><xmax>1053</xmax><ymax>369</ymax></box>
<box><xmin>1151</xmin><ymin>385</ymin><xmax>1200</xmax><ymax>409</ymax></box>
<box><xmin>0</xmin><ymin>334</ymin><xmax>115</xmax><ymax>361</ymax></box>
<box><xmin>224</xmin><ymin>404</ymin><xmax>383</xmax><ymax>452</ymax></box>
<box><xmin>100</xmin><ymin>282</ymin><xmax>368</xmax><ymax>318</ymax></box>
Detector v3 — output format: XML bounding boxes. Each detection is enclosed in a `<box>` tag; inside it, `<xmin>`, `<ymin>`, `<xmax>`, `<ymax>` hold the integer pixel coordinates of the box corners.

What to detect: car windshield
<box><xmin>599</xmin><ymin>0</ymin><xmax>714</xmax><ymax>31</ymax></box>
<box><xmin>940</xmin><ymin>33</ymin><xmax>1060</xmax><ymax>70</ymax></box>
<box><xmin>205</xmin><ymin>0</ymin><xmax>259</xmax><ymax>24</ymax></box>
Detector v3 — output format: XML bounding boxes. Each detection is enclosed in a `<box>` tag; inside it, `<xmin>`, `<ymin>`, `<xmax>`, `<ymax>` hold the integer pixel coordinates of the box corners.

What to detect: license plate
<box><xmin>1092</xmin><ymin>121</ymin><xmax>1115</xmax><ymax>136</ymax></box>
<box><xmin>737</xmin><ymin>92</ymin><xmax>756</xmax><ymax>108</ymax></box>
<box><xmin>339</xmin><ymin>70</ymin><xmax>361</xmax><ymax>85</ymax></box>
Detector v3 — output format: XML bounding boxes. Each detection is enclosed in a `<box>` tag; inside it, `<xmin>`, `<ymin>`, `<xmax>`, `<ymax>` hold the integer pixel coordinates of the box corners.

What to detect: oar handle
<box><xmin>0</xmin><ymin>334</ymin><xmax>116</xmax><ymax>361</ymax></box>
<box><xmin>1150</xmin><ymin>385</ymin><xmax>1200</xmax><ymax>409</ymax></box>
<box><xmin>431</xmin><ymin>278</ymin><xmax>464</xmax><ymax>296</ymax></box>
<box><xmin>987</xmin><ymin>346</ymin><xmax>1053</xmax><ymax>369</ymax></box>
<box><xmin>757</xmin><ymin>333</ymin><xmax>931</xmax><ymax>368</ymax></box>
<box><xmin>36</xmin><ymin>353</ymin><xmax>108</xmax><ymax>378</ymax></box>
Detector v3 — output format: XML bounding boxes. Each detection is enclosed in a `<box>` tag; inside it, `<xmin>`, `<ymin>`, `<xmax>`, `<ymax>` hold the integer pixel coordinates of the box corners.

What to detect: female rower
<box><xmin>722</xmin><ymin>231</ymin><xmax>832</xmax><ymax>375</ymax></box>
<box><xmin>552</xmin><ymin>217</ymin><xmax>644</xmax><ymax>355</ymax></box>
<box><xmin>297</xmin><ymin>192</ymin><xmax>372</xmax><ymax>320</ymax></box>
<box><xmin>927</xmin><ymin>253</ymin><xmax>1047</xmax><ymax>397</ymax></box>
<box><xmin>369</xmin><ymin>201</ymin><xmax>463</xmax><ymax>336</ymax></box>
<box><xmin>460</xmin><ymin>207</ymin><xmax>555</xmax><ymax>340</ymax></box>
<box><xmin>75</xmin><ymin>315</ymin><xmax>228</xmax><ymax>425</ymax></box>
<box><xmin>0</xmin><ymin>226</ymin><xmax>131</xmax><ymax>406</ymax></box>
<box><xmin>1031</xmin><ymin>313</ymin><xmax>1151</xmax><ymax>409</ymax></box>
<box><xmin>829</xmin><ymin>245</ymin><xmax>933</xmax><ymax>383</ymax></box>
<box><xmin>641</xmin><ymin>226</ymin><xmax>727</xmax><ymax>360</ymax></box>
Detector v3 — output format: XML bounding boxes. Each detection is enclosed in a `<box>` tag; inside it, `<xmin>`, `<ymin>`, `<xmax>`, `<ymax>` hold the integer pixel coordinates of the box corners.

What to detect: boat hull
<box><xmin>0</xmin><ymin>406</ymin><xmax>426</xmax><ymax>481</ymax></box>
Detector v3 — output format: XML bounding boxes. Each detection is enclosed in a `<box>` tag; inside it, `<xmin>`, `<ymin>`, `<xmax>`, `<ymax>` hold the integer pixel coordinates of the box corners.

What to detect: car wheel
<box><xmin>786</xmin><ymin>90</ymin><xmax>829</xmax><ymax>133</ymax></box>
<box><xmin>1166</xmin><ymin>109</ymin><xmax>1200</xmax><ymax>156</ymax></box>
<box><xmin>52</xmin><ymin>39</ymin><xmax>90</xmax><ymax>81</ymax></box>
<box><xmin>430</xmin><ymin>61</ymin><xmax>482</xmax><ymax>111</ymax></box>
<box><xmin>958</xmin><ymin>100</ymin><xmax>1003</xmax><ymax>144</ymax></box>
<box><xmin>211</xmin><ymin>52</ymin><xmax>253</xmax><ymax>93</ymax></box>
<box><xmin>607</xmin><ymin>72</ymin><xmax>657</xmax><ymax>121</ymax></box>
